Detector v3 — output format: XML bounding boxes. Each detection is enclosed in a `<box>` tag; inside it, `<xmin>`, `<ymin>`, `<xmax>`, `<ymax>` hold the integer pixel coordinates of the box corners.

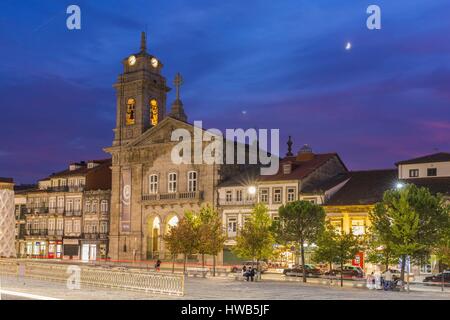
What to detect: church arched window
<box><xmin>126</xmin><ymin>98</ymin><xmax>136</xmax><ymax>125</ymax></box>
<box><xmin>150</xmin><ymin>99</ymin><xmax>158</xmax><ymax>126</ymax></box>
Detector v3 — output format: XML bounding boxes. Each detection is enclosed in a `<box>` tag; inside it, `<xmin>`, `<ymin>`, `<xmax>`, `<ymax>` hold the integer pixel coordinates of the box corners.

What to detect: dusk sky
<box><xmin>1</xmin><ymin>0</ymin><xmax>450</xmax><ymax>184</ymax></box>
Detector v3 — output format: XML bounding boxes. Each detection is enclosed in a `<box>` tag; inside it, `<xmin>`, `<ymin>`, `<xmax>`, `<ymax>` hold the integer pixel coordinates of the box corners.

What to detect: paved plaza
<box><xmin>1</xmin><ymin>275</ymin><xmax>449</xmax><ymax>300</ymax></box>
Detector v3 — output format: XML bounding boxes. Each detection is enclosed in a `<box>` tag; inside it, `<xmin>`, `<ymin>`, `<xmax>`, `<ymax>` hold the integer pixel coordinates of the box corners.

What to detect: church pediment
<box><xmin>129</xmin><ymin>116</ymin><xmax>194</xmax><ymax>148</ymax></box>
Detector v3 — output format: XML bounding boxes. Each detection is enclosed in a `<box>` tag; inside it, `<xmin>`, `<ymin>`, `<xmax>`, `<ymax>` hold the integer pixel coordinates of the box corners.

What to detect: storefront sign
<box><xmin>352</xmin><ymin>252</ymin><xmax>364</xmax><ymax>268</ymax></box>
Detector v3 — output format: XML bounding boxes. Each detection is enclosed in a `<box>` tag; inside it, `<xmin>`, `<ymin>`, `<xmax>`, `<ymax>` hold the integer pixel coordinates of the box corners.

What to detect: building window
<box><xmin>126</xmin><ymin>98</ymin><xmax>136</xmax><ymax>125</ymax></box>
<box><xmin>85</xmin><ymin>201</ymin><xmax>91</xmax><ymax>213</ymax></box>
<box><xmin>65</xmin><ymin>220</ymin><xmax>73</xmax><ymax>233</ymax></box>
<box><xmin>409</xmin><ymin>169</ymin><xmax>419</xmax><ymax>178</ymax></box>
<box><xmin>48</xmin><ymin>219</ymin><xmax>55</xmax><ymax>231</ymax></box>
<box><xmin>260</xmin><ymin>189</ymin><xmax>269</xmax><ymax>203</ymax></box>
<box><xmin>330</xmin><ymin>219</ymin><xmax>343</xmax><ymax>234</ymax></box>
<box><xmin>273</xmin><ymin>188</ymin><xmax>282</xmax><ymax>203</ymax></box>
<box><xmin>236</xmin><ymin>190</ymin><xmax>243</xmax><ymax>202</ymax></box>
<box><xmin>56</xmin><ymin>219</ymin><xmax>64</xmax><ymax>231</ymax></box>
<box><xmin>227</xmin><ymin>217</ymin><xmax>237</xmax><ymax>237</ymax></box>
<box><xmin>427</xmin><ymin>168</ymin><xmax>437</xmax><ymax>177</ymax></box>
<box><xmin>66</xmin><ymin>199</ymin><xmax>73</xmax><ymax>212</ymax></box>
<box><xmin>283</xmin><ymin>164</ymin><xmax>292</xmax><ymax>174</ymax></box>
<box><xmin>73</xmin><ymin>220</ymin><xmax>81</xmax><ymax>233</ymax></box>
<box><xmin>100</xmin><ymin>200</ymin><xmax>108</xmax><ymax>213</ymax></box>
<box><xmin>100</xmin><ymin>222</ymin><xmax>108</xmax><ymax>234</ymax></box>
<box><xmin>74</xmin><ymin>199</ymin><xmax>81</xmax><ymax>211</ymax></box>
<box><xmin>225</xmin><ymin>190</ymin><xmax>232</xmax><ymax>202</ymax></box>
<box><xmin>92</xmin><ymin>201</ymin><xmax>98</xmax><ymax>213</ymax></box>
<box><xmin>168</xmin><ymin>172</ymin><xmax>177</xmax><ymax>193</ymax></box>
<box><xmin>149</xmin><ymin>174</ymin><xmax>158</xmax><ymax>194</ymax></box>
<box><xmin>287</xmin><ymin>187</ymin><xmax>296</xmax><ymax>202</ymax></box>
<box><xmin>150</xmin><ymin>99</ymin><xmax>158</xmax><ymax>126</ymax></box>
<box><xmin>187</xmin><ymin>171</ymin><xmax>197</xmax><ymax>192</ymax></box>
<box><xmin>351</xmin><ymin>220</ymin><xmax>365</xmax><ymax>236</ymax></box>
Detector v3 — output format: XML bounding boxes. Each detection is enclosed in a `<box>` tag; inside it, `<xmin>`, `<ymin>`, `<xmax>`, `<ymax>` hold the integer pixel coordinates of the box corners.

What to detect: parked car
<box><xmin>423</xmin><ymin>272</ymin><xmax>450</xmax><ymax>283</ymax></box>
<box><xmin>231</xmin><ymin>261</ymin><xmax>268</xmax><ymax>273</ymax></box>
<box><xmin>325</xmin><ymin>265</ymin><xmax>364</xmax><ymax>278</ymax></box>
<box><xmin>283</xmin><ymin>264</ymin><xmax>322</xmax><ymax>277</ymax></box>
<box><xmin>388</xmin><ymin>268</ymin><xmax>414</xmax><ymax>281</ymax></box>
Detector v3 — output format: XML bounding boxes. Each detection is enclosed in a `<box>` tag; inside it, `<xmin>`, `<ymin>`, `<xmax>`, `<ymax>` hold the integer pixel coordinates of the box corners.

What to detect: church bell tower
<box><xmin>112</xmin><ymin>32</ymin><xmax>171</xmax><ymax>146</ymax></box>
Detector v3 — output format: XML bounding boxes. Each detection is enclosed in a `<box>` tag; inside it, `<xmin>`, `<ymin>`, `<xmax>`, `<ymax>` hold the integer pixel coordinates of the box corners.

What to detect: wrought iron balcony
<box><xmin>142</xmin><ymin>191</ymin><xmax>203</xmax><ymax>204</ymax></box>
<box><xmin>218</xmin><ymin>198</ymin><xmax>256</xmax><ymax>206</ymax></box>
<box><xmin>65</xmin><ymin>210</ymin><xmax>82</xmax><ymax>217</ymax></box>
<box><xmin>27</xmin><ymin>229</ymin><xmax>48</xmax><ymax>236</ymax></box>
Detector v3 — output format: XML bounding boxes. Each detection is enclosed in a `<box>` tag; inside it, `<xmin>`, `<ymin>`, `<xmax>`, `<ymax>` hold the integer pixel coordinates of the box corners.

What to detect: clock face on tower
<box><xmin>128</xmin><ymin>55</ymin><xmax>136</xmax><ymax>66</ymax></box>
<box><xmin>151</xmin><ymin>57</ymin><xmax>158</xmax><ymax>68</ymax></box>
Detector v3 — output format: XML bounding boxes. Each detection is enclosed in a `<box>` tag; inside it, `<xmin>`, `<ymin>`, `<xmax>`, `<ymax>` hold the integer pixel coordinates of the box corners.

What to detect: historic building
<box><xmin>104</xmin><ymin>32</ymin><xmax>244</xmax><ymax>262</ymax></box>
<box><xmin>0</xmin><ymin>177</ymin><xmax>16</xmax><ymax>257</ymax></box>
<box><xmin>218</xmin><ymin>138</ymin><xmax>348</xmax><ymax>264</ymax></box>
<box><xmin>15</xmin><ymin>159</ymin><xmax>111</xmax><ymax>260</ymax></box>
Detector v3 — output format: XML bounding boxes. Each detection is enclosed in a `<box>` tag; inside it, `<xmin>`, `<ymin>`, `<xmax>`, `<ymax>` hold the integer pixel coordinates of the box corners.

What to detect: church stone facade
<box><xmin>104</xmin><ymin>33</ymin><xmax>241</xmax><ymax>262</ymax></box>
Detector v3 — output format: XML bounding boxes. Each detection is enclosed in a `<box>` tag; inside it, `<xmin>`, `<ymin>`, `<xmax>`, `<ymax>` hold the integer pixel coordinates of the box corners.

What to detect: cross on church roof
<box><xmin>174</xmin><ymin>72</ymin><xmax>183</xmax><ymax>101</ymax></box>
<box><xmin>140</xmin><ymin>31</ymin><xmax>147</xmax><ymax>52</ymax></box>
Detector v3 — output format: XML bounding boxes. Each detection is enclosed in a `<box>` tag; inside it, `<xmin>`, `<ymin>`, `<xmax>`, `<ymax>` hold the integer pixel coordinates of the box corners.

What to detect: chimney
<box><xmin>296</xmin><ymin>144</ymin><xmax>314</xmax><ymax>162</ymax></box>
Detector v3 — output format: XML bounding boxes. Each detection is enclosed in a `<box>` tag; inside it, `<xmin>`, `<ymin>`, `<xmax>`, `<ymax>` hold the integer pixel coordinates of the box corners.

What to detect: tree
<box><xmin>274</xmin><ymin>200</ymin><xmax>326</xmax><ymax>283</ymax></box>
<box><xmin>313</xmin><ymin>224</ymin><xmax>338</xmax><ymax>272</ymax></box>
<box><xmin>365</xmin><ymin>236</ymin><xmax>397</xmax><ymax>272</ymax></box>
<box><xmin>163</xmin><ymin>224</ymin><xmax>183</xmax><ymax>273</ymax></box>
<box><xmin>313</xmin><ymin>224</ymin><xmax>361</xmax><ymax>287</ymax></box>
<box><xmin>434</xmin><ymin>225</ymin><xmax>450</xmax><ymax>272</ymax></box>
<box><xmin>370</xmin><ymin>184</ymin><xmax>450</xmax><ymax>284</ymax></box>
<box><xmin>334</xmin><ymin>232</ymin><xmax>361</xmax><ymax>287</ymax></box>
<box><xmin>163</xmin><ymin>212</ymin><xmax>199</xmax><ymax>273</ymax></box>
<box><xmin>233</xmin><ymin>203</ymin><xmax>274</xmax><ymax>278</ymax></box>
<box><xmin>197</xmin><ymin>205</ymin><xmax>226</xmax><ymax>275</ymax></box>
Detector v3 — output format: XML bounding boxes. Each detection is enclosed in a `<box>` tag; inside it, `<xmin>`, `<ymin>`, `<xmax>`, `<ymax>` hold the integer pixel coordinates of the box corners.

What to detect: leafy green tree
<box><xmin>233</xmin><ymin>203</ymin><xmax>275</xmax><ymax>277</ymax></box>
<box><xmin>197</xmin><ymin>205</ymin><xmax>226</xmax><ymax>275</ymax></box>
<box><xmin>365</xmin><ymin>236</ymin><xmax>397</xmax><ymax>272</ymax></box>
<box><xmin>434</xmin><ymin>226</ymin><xmax>450</xmax><ymax>271</ymax></box>
<box><xmin>274</xmin><ymin>200</ymin><xmax>326</xmax><ymax>283</ymax></box>
<box><xmin>163</xmin><ymin>212</ymin><xmax>200</xmax><ymax>273</ymax></box>
<box><xmin>334</xmin><ymin>232</ymin><xmax>361</xmax><ymax>287</ymax></box>
<box><xmin>370</xmin><ymin>184</ymin><xmax>450</xmax><ymax>283</ymax></box>
<box><xmin>313</xmin><ymin>224</ymin><xmax>338</xmax><ymax>271</ymax></box>
<box><xmin>163</xmin><ymin>224</ymin><xmax>183</xmax><ymax>273</ymax></box>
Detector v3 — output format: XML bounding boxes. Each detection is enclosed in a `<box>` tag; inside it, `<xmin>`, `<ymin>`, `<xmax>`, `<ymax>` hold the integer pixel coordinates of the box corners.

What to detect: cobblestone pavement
<box><xmin>1</xmin><ymin>275</ymin><xmax>449</xmax><ymax>300</ymax></box>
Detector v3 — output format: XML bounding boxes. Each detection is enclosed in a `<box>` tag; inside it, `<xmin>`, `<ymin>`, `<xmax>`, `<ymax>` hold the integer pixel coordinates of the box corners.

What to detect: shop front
<box><xmin>47</xmin><ymin>240</ymin><xmax>63</xmax><ymax>259</ymax></box>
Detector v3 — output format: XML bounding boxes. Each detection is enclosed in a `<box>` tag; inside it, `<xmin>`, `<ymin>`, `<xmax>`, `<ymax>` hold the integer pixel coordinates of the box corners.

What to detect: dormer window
<box><xmin>283</xmin><ymin>163</ymin><xmax>292</xmax><ymax>174</ymax></box>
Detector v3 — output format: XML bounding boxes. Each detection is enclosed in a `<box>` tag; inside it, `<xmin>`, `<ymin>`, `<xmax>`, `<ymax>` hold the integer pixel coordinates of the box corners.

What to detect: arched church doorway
<box><xmin>146</xmin><ymin>216</ymin><xmax>161</xmax><ymax>259</ymax></box>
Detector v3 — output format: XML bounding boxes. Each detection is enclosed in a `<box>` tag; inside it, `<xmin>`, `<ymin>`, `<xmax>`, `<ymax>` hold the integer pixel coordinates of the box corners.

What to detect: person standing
<box><xmin>383</xmin><ymin>269</ymin><xmax>393</xmax><ymax>290</ymax></box>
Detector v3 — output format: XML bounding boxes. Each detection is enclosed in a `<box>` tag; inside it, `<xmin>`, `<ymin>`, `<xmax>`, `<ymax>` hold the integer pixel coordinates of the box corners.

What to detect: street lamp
<box><xmin>395</xmin><ymin>182</ymin><xmax>404</xmax><ymax>190</ymax></box>
<box><xmin>247</xmin><ymin>186</ymin><xmax>256</xmax><ymax>195</ymax></box>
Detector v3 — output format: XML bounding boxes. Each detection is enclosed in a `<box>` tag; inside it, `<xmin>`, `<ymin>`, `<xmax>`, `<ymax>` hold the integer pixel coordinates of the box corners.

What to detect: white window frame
<box><xmin>100</xmin><ymin>200</ymin><xmax>108</xmax><ymax>213</ymax></box>
<box><xmin>168</xmin><ymin>172</ymin><xmax>177</xmax><ymax>193</ymax></box>
<box><xmin>149</xmin><ymin>174</ymin><xmax>158</xmax><ymax>194</ymax></box>
<box><xmin>187</xmin><ymin>171</ymin><xmax>197</xmax><ymax>192</ymax></box>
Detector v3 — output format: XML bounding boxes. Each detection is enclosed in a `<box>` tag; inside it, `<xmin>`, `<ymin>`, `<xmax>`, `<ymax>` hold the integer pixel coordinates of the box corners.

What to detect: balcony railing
<box><xmin>26</xmin><ymin>229</ymin><xmax>48</xmax><ymax>236</ymax></box>
<box><xmin>83</xmin><ymin>233</ymin><xmax>108</xmax><ymax>240</ymax></box>
<box><xmin>65</xmin><ymin>210</ymin><xmax>82</xmax><ymax>217</ymax></box>
<box><xmin>48</xmin><ymin>229</ymin><xmax>64</xmax><ymax>236</ymax></box>
<box><xmin>26</xmin><ymin>207</ymin><xmax>49</xmax><ymax>214</ymax></box>
<box><xmin>142</xmin><ymin>191</ymin><xmax>203</xmax><ymax>204</ymax></box>
<box><xmin>218</xmin><ymin>199</ymin><xmax>256</xmax><ymax>206</ymax></box>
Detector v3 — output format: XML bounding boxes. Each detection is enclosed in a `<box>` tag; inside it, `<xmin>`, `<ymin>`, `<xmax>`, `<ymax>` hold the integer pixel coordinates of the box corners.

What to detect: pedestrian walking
<box><xmin>155</xmin><ymin>259</ymin><xmax>161</xmax><ymax>272</ymax></box>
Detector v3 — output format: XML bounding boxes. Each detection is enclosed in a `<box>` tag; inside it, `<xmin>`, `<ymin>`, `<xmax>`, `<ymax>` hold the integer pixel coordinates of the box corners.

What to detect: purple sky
<box><xmin>1</xmin><ymin>0</ymin><xmax>450</xmax><ymax>184</ymax></box>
